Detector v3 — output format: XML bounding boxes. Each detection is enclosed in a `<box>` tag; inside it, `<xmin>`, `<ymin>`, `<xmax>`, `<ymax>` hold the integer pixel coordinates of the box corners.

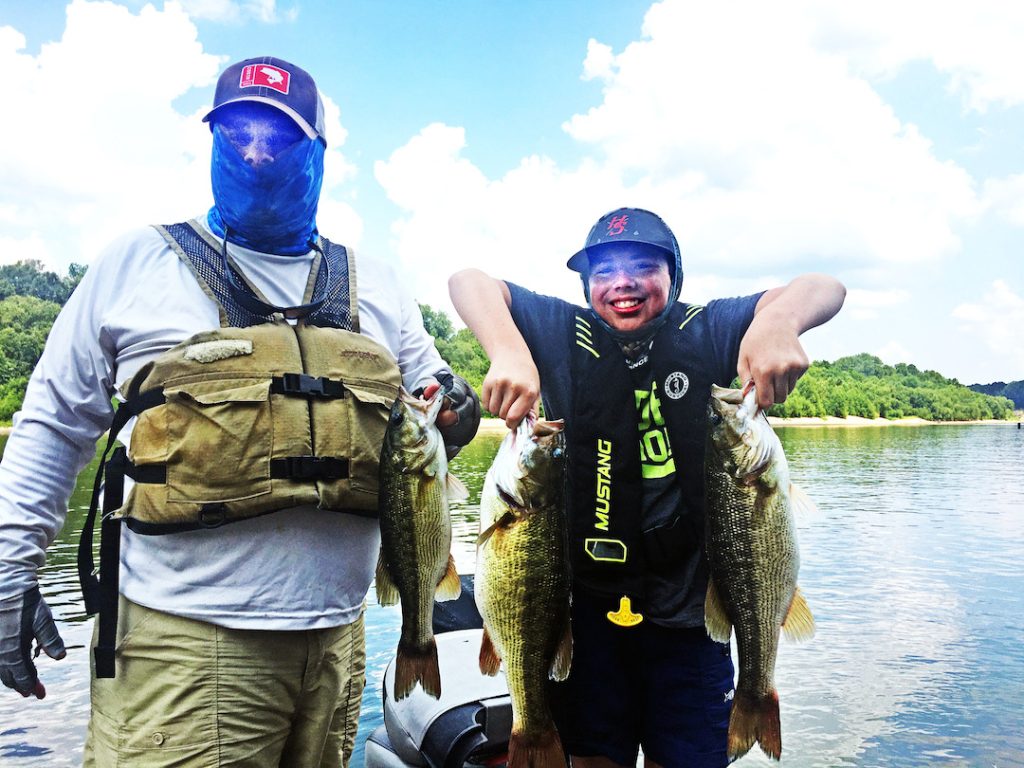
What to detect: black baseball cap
<box><xmin>203</xmin><ymin>56</ymin><xmax>326</xmax><ymax>145</ymax></box>
<box><xmin>566</xmin><ymin>207</ymin><xmax>679</xmax><ymax>273</ymax></box>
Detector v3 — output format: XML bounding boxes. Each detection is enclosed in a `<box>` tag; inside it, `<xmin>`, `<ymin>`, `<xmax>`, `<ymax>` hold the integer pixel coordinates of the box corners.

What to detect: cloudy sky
<box><xmin>1</xmin><ymin>0</ymin><xmax>1022</xmax><ymax>385</ymax></box>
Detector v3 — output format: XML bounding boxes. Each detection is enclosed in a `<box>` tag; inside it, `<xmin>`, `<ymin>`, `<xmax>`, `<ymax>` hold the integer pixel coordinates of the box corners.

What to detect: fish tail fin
<box><xmin>479</xmin><ymin>625</ymin><xmax>502</xmax><ymax>676</ymax></box>
<box><xmin>782</xmin><ymin>585</ymin><xmax>815</xmax><ymax>642</ymax></box>
<box><xmin>728</xmin><ymin>689</ymin><xmax>781</xmax><ymax>761</ymax></box>
<box><xmin>394</xmin><ymin>638</ymin><xmax>441</xmax><ymax>700</ymax></box>
<box><xmin>507</xmin><ymin>726</ymin><xmax>566</xmax><ymax>768</ymax></box>
<box><xmin>435</xmin><ymin>554</ymin><xmax>462</xmax><ymax>601</ymax></box>
<box><xmin>375</xmin><ymin>550</ymin><xmax>400</xmax><ymax>606</ymax></box>
<box><xmin>446</xmin><ymin>472</ymin><xmax>470</xmax><ymax>501</ymax></box>
<box><xmin>704</xmin><ymin>577</ymin><xmax>733</xmax><ymax>643</ymax></box>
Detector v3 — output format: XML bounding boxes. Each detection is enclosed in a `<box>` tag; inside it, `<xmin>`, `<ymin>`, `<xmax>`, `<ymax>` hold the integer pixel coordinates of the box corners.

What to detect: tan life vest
<box><xmin>113</xmin><ymin>221</ymin><xmax>402</xmax><ymax>530</ymax></box>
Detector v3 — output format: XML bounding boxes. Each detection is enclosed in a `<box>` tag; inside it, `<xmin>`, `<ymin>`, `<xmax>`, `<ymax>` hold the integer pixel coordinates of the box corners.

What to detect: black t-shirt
<box><xmin>507</xmin><ymin>283</ymin><xmax>762</xmax><ymax>626</ymax></box>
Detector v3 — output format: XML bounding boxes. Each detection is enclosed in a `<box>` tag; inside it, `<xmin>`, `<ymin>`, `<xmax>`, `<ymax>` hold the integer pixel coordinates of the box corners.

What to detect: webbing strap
<box><xmin>93</xmin><ymin>449</ymin><xmax>127</xmax><ymax>679</ymax></box>
<box><xmin>77</xmin><ymin>388</ymin><xmax>164</xmax><ymax>679</ymax></box>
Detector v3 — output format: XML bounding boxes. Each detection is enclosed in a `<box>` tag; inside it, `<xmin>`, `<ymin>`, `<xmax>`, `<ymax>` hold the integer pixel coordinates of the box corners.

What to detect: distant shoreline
<box><xmin>476</xmin><ymin>415</ymin><xmax>1019</xmax><ymax>433</ymax></box>
<box><xmin>2</xmin><ymin>414</ymin><xmax>1020</xmax><ymax>439</ymax></box>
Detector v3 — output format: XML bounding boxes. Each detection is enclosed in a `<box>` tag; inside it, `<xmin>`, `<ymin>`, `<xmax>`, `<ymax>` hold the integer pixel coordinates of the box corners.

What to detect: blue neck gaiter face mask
<box><xmin>207</xmin><ymin>124</ymin><xmax>325</xmax><ymax>255</ymax></box>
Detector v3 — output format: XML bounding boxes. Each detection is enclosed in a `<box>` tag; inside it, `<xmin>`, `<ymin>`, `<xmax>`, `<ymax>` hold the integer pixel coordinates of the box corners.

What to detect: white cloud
<box><xmin>0</xmin><ymin>0</ymin><xmax>354</xmax><ymax>272</ymax></box>
<box><xmin>952</xmin><ymin>280</ymin><xmax>1024</xmax><ymax>377</ymax></box>
<box><xmin>176</xmin><ymin>0</ymin><xmax>296</xmax><ymax>24</ymax></box>
<box><xmin>581</xmin><ymin>39</ymin><xmax>615</xmax><ymax>82</ymax></box>
<box><xmin>374</xmin><ymin>123</ymin><xmax>628</xmax><ymax>310</ymax></box>
<box><xmin>875</xmin><ymin>340</ymin><xmax>914</xmax><ymax>367</ymax></box>
<box><xmin>0</xmin><ymin>234</ymin><xmax>54</xmax><ymax>270</ymax></box>
<box><xmin>562</xmin><ymin>1</ymin><xmax>979</xmax><ymax>272</ymax></box>
<box><xmin>378</xmin><ymin>0</ymin><xmax>991</xmax><ymax>315</ymax></box>
<box><xmin>982</xmin><ymin>174</ymin><xmax>1024</xmax><ymax>227</ymax></box>
<box><xmin>809</xmin><ymin>1</ymin><xmax>1024</xmax><ymax>112</ymax></box>
<box><xmin>845</xmin><ymin>288</ymin><xmax>912</xmax><ymax>320</ymax></box>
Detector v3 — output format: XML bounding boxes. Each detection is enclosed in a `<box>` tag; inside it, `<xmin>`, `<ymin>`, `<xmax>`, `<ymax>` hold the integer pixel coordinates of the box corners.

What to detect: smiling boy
<box><xmin>449</xmin><ymin>207</ymin><xmax>844</xmax><ymax>768</ymax></box>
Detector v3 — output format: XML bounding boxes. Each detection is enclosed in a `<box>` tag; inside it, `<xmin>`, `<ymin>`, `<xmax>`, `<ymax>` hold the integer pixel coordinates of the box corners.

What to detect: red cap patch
<box><xmin>239</xmin><ymin>63</ymin><xmax>291</xmax><ymax>95</ymax></box>
<box><xmin>606</xmin><ymin>214</ymin><xmax>629</xmax><ymax>236</ymax></box>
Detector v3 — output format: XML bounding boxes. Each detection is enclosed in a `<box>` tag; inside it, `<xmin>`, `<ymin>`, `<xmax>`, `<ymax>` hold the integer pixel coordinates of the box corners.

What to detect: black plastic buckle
<box><xmin>271</xmin><ymin>456</ymin><xmax>350</xmax><ymax>481</ymax></box>
<box><xmin>287</xmin><ymin>372</ymin><xmax>322</xmax><ymax>396</ymax></box>
<box><xmin>273</xmin><ymin>373</ymin><xmax>345</xmax><ymax>399</ymax></box>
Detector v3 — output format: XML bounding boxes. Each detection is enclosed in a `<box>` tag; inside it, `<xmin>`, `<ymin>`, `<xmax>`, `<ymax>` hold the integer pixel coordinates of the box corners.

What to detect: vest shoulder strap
<box><xmin>153</xmin><ymin>221</ymin><xmax>357</xmax><ymax>330</ymax></box>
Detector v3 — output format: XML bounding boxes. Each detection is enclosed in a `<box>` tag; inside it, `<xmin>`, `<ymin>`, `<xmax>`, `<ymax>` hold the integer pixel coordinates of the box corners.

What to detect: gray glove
<box><xmin>0</xmin><ymin>586</ymin><xmax>66</xmax><ymax>698</ymax></box>
<box><xmin>433</xmin><ymin>372</ymin><xmax>481</xmax><ymax>460</ymax></box>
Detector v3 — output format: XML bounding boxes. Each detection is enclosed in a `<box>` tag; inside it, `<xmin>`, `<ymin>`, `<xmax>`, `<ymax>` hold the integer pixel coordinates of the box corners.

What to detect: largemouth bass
<box><xmin>377</xmin><ymin>389</ymin><xmax>465</xmax><ymax>700</ymax></box>
<box><xmin>476</xmin><ymin>416</ymin><xmax>572</xmax><ymax>768</ymax></box>
<box><xmin>704</xmin><ymin>384</ymin><xmax>816</xmax><ymax>761</ymax></box>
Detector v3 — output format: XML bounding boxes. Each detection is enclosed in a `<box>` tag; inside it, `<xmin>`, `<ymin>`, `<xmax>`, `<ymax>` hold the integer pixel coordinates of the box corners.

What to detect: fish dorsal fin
<box><xmin>477</xmin><ymin>511</ymin><xmax>517</xmax><ymax>547</ymax></box>
<box><xmin>781</xmin><ymin>586</ymin><xmax>815</xmax><ymax>642</ymax></box>
<box><xmin>435</xmin><ymin>554</ymin><xmax>462</xmax><ymax>602</ymax></box>
<box><xmin>374</xmin><ymin>550</ymin><xmax>400</xmax><ymax>606</ymax></box>
<box><xmin>446</xmin><ymin>472</ymin><xmax>469</xmax><ymax>501</ymax></box>
<box><xmin>479</xmin><ymin>624</ymin><xmax>502</xmax><ymax>676</ymax></box>
<box><xmin>704</xmin><ymin>577</ymin><xmax>733</xmax><ymax>643</ymax></box>
<box><xmin>549</xmin><ymin>614</ymin><xmax>573</xmax><ymax>682</ymax></box>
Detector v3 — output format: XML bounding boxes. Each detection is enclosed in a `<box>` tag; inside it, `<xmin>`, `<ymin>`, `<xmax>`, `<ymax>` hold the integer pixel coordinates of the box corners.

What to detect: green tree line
<box><xmin>969</xmin><ymin>380</ymin><xmax>1024</xmax><ymax>409</ymax></box>
<box><xmin>0</xmin><ymin>259</ymin><xmax>1015</xmax><ymax>424</ymax></box>
<box><xmin>768</xmin><ymin>353</ymin><xmax>1015</xmax><ymax>421</ymax></box>
<box><xmin>0</xmin><ymin>260</ymin><xmax>85</xmax><ymax>421</ymax></box>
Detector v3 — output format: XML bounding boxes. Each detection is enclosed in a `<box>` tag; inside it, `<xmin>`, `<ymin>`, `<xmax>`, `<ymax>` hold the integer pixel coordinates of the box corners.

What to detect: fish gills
<box><xmin>476</xmin><ymin>417</ymin><xmax>572</xmax><ymax>768</ymax></box>
<box><xmin>704</xmin><ymin>384</ymin><xmax>816</xmax><ymax>761</ymax></box>
<box><xmin>377</xmin><ymin>389</ymin><xmax>465</xmax><ymax>700</ymax></box>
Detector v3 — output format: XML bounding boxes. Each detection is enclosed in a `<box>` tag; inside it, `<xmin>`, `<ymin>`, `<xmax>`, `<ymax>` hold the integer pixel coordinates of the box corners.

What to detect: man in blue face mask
<box><xmin>0</xmin><ymin>56</ymin><xmax>479</xmax><ymax>767</ymax></box>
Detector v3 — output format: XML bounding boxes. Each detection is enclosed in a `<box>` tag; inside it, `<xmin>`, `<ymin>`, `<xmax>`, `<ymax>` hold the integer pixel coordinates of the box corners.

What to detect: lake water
<box><xmin>1</xmin><ymin>424</ymin><xmax>1022</xmax><ymax>767</ymax></box>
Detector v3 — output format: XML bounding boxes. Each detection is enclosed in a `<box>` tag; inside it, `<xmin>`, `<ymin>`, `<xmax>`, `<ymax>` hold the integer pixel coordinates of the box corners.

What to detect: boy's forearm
<box><xmin>448</xmin><ymin>269</ymin><xmax>530</xmax><ymax>358</ymax></box>
<box><xmin>754</xmin><ymin>273</ymin><xmax>846</xmax><ymax>335</ymax></box>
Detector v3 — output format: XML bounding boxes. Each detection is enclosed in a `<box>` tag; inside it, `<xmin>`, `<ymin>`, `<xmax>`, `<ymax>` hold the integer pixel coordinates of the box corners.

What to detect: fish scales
<box><xmin>377</xmin><ymin>390</ymin><xmax>462</xmax><ymax>700</ymax></box>
<box><xmin>380</xmin><ymin>447</ymin><xmax>452</xmax><ymax>648</ymax></box>
<box><xmin>704</xmin><ymin>384</ymin><xmax>815</xmax><ymax>762</ymax></box>
<box><xmin>476</xmin><ymin>417</ymin><xmax>571</xmax><ymax>768</ymax></box>
<box><xmin>479</xmin><ymin>490</ymin><xmax>567</xmax><ymax>735</ymax></box>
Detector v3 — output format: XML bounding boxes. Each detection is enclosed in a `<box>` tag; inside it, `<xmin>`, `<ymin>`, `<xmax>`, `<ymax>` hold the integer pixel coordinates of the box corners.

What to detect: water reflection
<box><xmin>1</xmin><ymin>425</ymin><xmax>1023</xmax><ymax>767</ymax></box>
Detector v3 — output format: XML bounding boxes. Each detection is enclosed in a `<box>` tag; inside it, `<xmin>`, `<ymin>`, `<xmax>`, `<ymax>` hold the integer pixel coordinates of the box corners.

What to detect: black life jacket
<box><xmin>566</xmin><ymin>302</ymin><xmax>722</xmax><ymax>617</ymax></box>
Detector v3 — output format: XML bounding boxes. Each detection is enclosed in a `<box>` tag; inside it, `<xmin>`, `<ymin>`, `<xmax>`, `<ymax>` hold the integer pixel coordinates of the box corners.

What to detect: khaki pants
<box><xmin>83</xmin><ymin>596</ymin><xmax>366</xmax><ymax>768</ymax></box>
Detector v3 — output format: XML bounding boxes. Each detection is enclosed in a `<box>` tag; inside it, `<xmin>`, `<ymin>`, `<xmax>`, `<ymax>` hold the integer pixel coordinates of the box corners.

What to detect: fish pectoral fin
<box><xmin>375</xmin><ymin>551</ymin><xmax>400</xmax><ymax>606</ymax></box>
<box><xmin>435</xmin><ymin>554</ymin><xmax>462</xmax><ymax>601</ymax></box>
<box><xmin>415</xmin><ymin>475</ymin><xmax>439</xmax><ymax>512</ymax></box>
<box><xmin>789</xmin><ymin>482</ymin><xmax>819</xmax><ymax>521</ymax></box>
<box><xmin>781</xmin><ymin>585</ymin><xmax>816</xmax><ymax>642</ymax></box>
<box><xmin>446</xmin><ymin>472</ymin><xmax>470</xmax><ymax>501</ymax></box>
<box><xmin>549</xmin><ymin>614</ymin><xmax>573</xmax><ymax>682</ymax></box>
<box><xmin>476</xmin><ymin>511</ymin><xmax>517</xmax><ymax>547</ymax></box>
<box><xmin>479</xmin><ymin>625</ymin><xmax>502</xmax><ymax>676</ymax></box>
<box><xmin>704</xmin><ymin>577</ymin><xmax>733</xmax><ymax>643</ymax></box>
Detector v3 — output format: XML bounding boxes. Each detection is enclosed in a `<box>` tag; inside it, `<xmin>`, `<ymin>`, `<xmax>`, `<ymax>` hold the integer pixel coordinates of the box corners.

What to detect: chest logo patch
<box><xmin>664</xmin><ymin>371</ymin><xmax>689</xmax><ymax>400</ymax></box>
